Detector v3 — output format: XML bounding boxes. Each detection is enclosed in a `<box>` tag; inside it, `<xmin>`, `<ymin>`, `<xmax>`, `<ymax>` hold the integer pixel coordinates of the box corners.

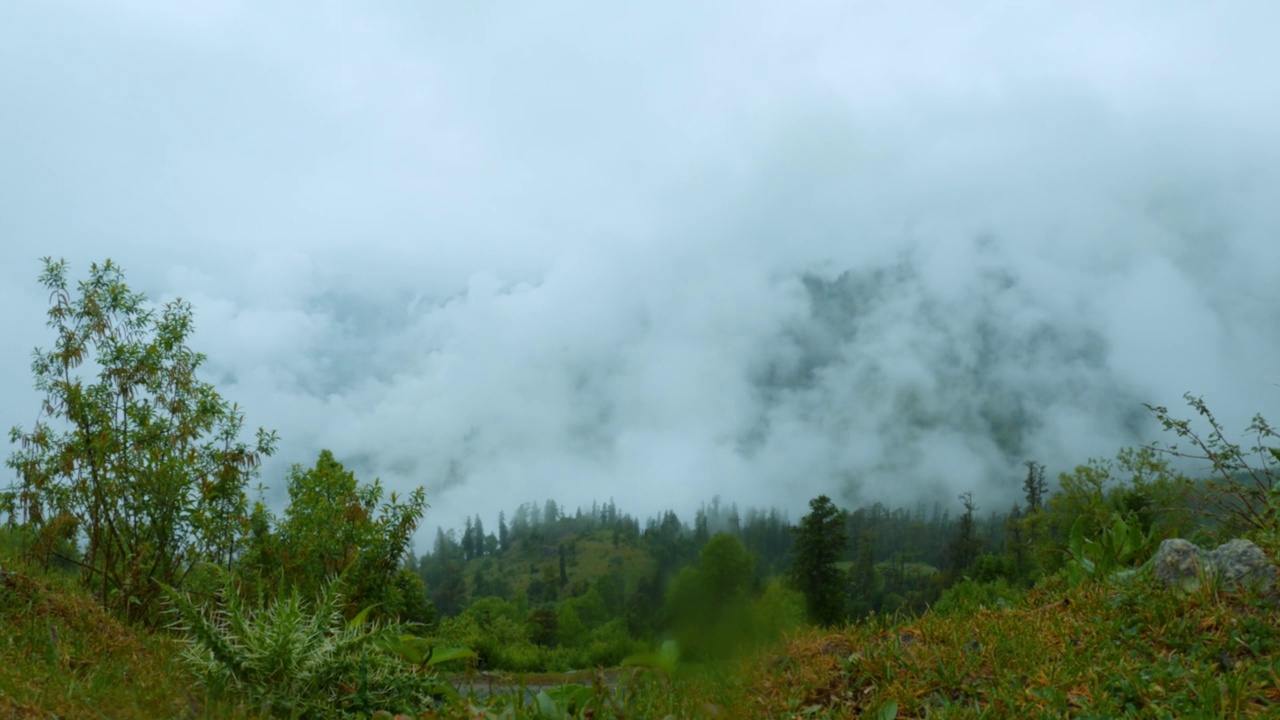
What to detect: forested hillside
<box><xmin>404</xmin><ymin>444</ymin><xmax>1216</xmax><ymax>674</ymax></box>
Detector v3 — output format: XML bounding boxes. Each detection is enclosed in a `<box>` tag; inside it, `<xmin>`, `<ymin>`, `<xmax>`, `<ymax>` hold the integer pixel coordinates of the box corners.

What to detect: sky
<box><xmin>2</xmin><ymin>0</ymin><xmax>1278</xmax><ymax>541</ymax></box>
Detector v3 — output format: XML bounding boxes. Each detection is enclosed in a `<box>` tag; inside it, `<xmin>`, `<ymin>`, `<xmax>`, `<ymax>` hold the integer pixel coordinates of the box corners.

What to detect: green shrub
<box><xmin>754</xmin><ymin>579</ymin><xmax>807</xmax><ymax>638</ymax></box>
<box><xmin>238</xmin><ymin>450</ymin><xmax>428</xmax><ymax>623</ymax></box>
<box><xmin>584</xmin><ymin>619</ymin><xmax>645</xmax><ymax>667</ymax></box>
<box><xmin>4</xmin><ymin>258</ymin><xmax>278</xmax><ymax>622</ymax></box>
<box><xmin>932</xmin><ymin>578</ymin><xmax>1022</xmax><ymax>615</ymax></box>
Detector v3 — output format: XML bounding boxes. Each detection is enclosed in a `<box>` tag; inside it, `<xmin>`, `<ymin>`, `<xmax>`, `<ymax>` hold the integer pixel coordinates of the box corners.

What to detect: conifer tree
<box><xmin>790</xmin><ymin>495</ymin><xmax>848</xmax><ymax>626</ymax></box>
<box><xmin>1023</xmin><ymin>460</ymin><xmax>1047</xmax><ymax>512</ymax></box>
<box><xmin>462</xmin><ymin>516</ymin><xmax>475</xmax><ymax>560</ymax></box>
<box><xmin>945</xmin><ymin>491</ymin><xmax>982</xmax><ymax>580</ymax></box>
<box><xmin>473</xmin><ymin>515</ymin><xmax>485</xmax><ymax>557</ymax></box>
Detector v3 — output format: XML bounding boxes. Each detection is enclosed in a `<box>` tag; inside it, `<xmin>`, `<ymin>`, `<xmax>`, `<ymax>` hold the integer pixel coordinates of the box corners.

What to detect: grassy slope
<box><xmin>729</xmin><ymin>576</ymin><xmax>1280</xmax><ymax>719</ymax></box>
<box><xmin>0</xmin><ymin>562</ymin><xmax>203</xmax><ymax>719</ymax></box>
<box><xmin>0</xmin><ymin>529</ymin><xmax>656</xmax><ymax>719</ymax></box>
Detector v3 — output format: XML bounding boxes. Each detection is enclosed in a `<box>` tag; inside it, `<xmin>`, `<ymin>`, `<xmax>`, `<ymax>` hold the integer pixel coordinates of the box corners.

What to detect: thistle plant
<box><xmin>163</xmin><ymin>575</ymin><xmax>440</xmax><ymax>718</ymax></box>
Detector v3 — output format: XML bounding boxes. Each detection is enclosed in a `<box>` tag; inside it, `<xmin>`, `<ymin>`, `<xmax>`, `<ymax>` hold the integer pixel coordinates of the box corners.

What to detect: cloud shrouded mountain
<box><xmin>1</xmin><ymin>0</ymin><xmax>1277</xmax><ymax>535</ymax></box>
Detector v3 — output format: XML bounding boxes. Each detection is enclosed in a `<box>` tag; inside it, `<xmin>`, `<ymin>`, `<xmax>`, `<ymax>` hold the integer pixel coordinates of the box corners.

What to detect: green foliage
<box><xmin>1148</xmin><ymin>395</ymin><xmax>1280</xmax><ymax>551</ymax></box>
<box><xmin>754</xmin><ymin>579</ymin><xmax>807</xmax><ymax>638</ymax></box>
<box><xmin>662</xmin><ymin>533</ymin><xmax>758</xmax><ymax>660</ymax></box>
<box><xmin>1038</xmin><ymin>446</ymin><xmax>1194</xmax><ymax>577</ymax></box>
<box><xmin>557</xmin><ymin>602</ymin><xmax>588</xmax><ymax>648</ymax></box>
<box><xmin>847</xmin><ymin>531</ymin><xmax>880</xmax><ymax>618</ymax></box>
<box><xmin>1063</xmin><ymin>511</ymin><xmax>1155</xmax><ymax>585</ymax></box>
<box><xmin>377</xmin><ymin>634</ymin><xmax>476</xmax><ymax>678</ymax></box>
<box><xmin>943</xmin><ymin>491</ymin><xmax>983</xmax><ymax>582</ymax></box>
<box><xmin>437</xmin><ymin>598</ymin><xmax>535</xmax><ymax>670</ymax></box>
<box><xmin>932</xmin><ymin>577</ymin><xmax>1020</xmax><ymax>614</ymax></box>
<box><xmin>738</xmin><ymin>572</ymin><xmax>1280</xmax><ymax>719</ymax></box>
<box><xmin>697</xmin><ymin>532</ymin><xmax>754</xmax><ymax>602</ymax></box>
<box><xmin>0</xmin><ymin>558</ymin><xmax>217</xmax><ymax>719</ymax></box>
<box><xmin>1022</xmin><ymin>460</ymin><xmax>1047</xmax><ymax>512</ymax></box>
<box><xmin>791</xmin><ymin>495</ymin><xmax>849</xmax><ymax>626</ymax></box>
<box><xmin>162</xmin><ymin>575</ymin><xmax>441</xmax><ymax>718</ymax></box>
<box><xmin>582</xmin><ymin>618</ymin><xmax>645</xmax><ymax>667</ymax></box>
<box><xmin>239</xmin><ymin>450</ymin><xmax>429</xmax><ymax>623</ymax></box>
<box><xmin>3</xmin><ymin>258</ymin><xmax>277</xmax><ymax>622</ymax></box>
<box><xmin>622</xmin><ymin>639</ymin><xmax>681</xmax><ymax>677</ymax></box>
<box><xmin>433</xmin><ymin>599</ymin><xmax>642</xmax><ymax>672</ymax></box>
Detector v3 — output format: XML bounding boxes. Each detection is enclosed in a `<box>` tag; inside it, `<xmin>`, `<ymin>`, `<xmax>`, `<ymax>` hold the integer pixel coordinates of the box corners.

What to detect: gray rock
<box><xmin>1151</xmin><ymin>538</ymin><xmax>1277</xmax><ymax>595</ymax></box>
<box><xmin>1152</xmin><ymin>539</ymin><xmax>1204</xmax><ymax>589</ymax></box>
<box><xmin>1208</xmin><ymin>539</ymin><xmax>1276</xmax><ymax>594</ymax></box>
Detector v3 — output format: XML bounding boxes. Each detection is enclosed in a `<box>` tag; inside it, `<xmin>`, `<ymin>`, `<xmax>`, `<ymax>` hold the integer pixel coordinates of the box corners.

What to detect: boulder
<box><xmin>1151</xmin><ymin>538</ymin><xmax>1277</xmax><ymax>595</ymax></box>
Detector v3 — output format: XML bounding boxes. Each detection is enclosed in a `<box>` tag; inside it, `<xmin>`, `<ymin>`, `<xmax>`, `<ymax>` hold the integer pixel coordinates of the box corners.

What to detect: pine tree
<box><xmin>694</xmin><ymin>509</ymin><xmax>710</xmax><ymax>545</ymax></box>
<box><xmin>473</xmin><ymin>515</ymin><xmax>485</xmax><ymax>557</ymax></box>
<box><xmin>498</xmin><ymin>511</ymin><xmax>509</xmax><ymax>552</ymax></box>
<box><xmin>945</xmin><ymin>491</ymin><xmax>982</xmax><ymax>580</ymax></box>
<box><xmin>462</xmin><ymin>517</ymin><xmax>475</xmax><ymax>561</ymax></box>
<box><xmin>430</xmin><ymin>561</ymin><xmax>468</xmax><ymax>617</ymax></box>
<box><xmin>790</xmin><ymin>495</ymin><xmax>849</xmax><ymax>626</ymax></box>
<box><xmin>1023</xmin><ymin>460</ymin><xmax>1047</xmax><ymax>513</ymax></box>
<box><xmin>1005</xmin><ymin>502</ymin><xmax>1027</xmax><ymax>581</ymax></box>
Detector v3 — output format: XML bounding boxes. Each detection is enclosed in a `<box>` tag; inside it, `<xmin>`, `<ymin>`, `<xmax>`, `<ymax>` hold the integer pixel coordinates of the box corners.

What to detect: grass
<box><xmin>731</xmin><ymin>575</ymin><xmax>1280</xmax><ymax>718</ymax></box>
<box><xmin>0</xmin><ymin>559</ymin><xmax>205</xmax><ymax>719</ymax></box>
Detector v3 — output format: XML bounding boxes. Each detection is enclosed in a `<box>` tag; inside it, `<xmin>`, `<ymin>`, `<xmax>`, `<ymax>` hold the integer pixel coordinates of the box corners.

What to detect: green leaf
<box><xmin>1068</xmin><ymin>515</ymin><xmax>1086</xmax><ymax>557</ymax></box>
<box><xmin>347</xmin><ymin>603</ymin><xmax>379</xmax><ymax>630</ymax></box>
<box><xmin>534</xmin><ymin>690</ymin><xmax>562</xmax><ymax>719</ymax></box>
<box><xmin>377</xmin><ymin>636</ymin><xmax>475</xmax><ymax>667</ymax></box>
<box><xmin>424</xmin><ymin>646</ymin><xmax>477</xmax><ymax>667</ymax></box>
<box><xmin>876</xmin><ymin>700</ymin><xmax>899</xmax><ymax>720</ymax></box>
<box><xmin>542</xmin><ymin>684</ymin><xmax>593</xmax><ymax>709</ymax></box>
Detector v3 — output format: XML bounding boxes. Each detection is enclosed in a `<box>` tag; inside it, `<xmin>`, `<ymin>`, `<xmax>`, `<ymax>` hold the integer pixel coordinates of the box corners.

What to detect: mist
<box><xmin>2</xmin><ymin>0</ymin><xmax>1278</xmax><ymax>537</ymax></box>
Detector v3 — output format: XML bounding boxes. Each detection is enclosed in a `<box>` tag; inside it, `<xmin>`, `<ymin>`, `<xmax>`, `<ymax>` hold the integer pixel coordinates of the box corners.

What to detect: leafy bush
<box><xmin>584</xmin><ymin>619</ymin><xmax>645</xmax><ymax>667</ymax></box>
<box><xmin>4</xmin><ymin>258</ymin><xmax>277</xmax><ymax>622</ymax></box>
<box><xmin>663</xmin><ymin>534</ymin><xmax>759</xmax><ymax>660</ymax></box>
<box><xmin>1037</xmin><ymin>446</ymin><xmax>1194</xmax><ymax>576</ymax></box>
<box><xmin>753</xmin><ymin>580</ymin><xmax>807</xmax><ymax>639</ymax></box>
<box><xmin>1148</xmin><ymin>395</ymin><xmax>1280</xmax><ymax>550</ymax></box>
<box><xmin>238</xmin><ymin>450</ymin><xmax>429</xmax><ymax>623</ymax></box>
<box><xmin>1063</xmin><ymin>511</ymin><xmax>1155</xmax><ymax>585</ymax></box>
